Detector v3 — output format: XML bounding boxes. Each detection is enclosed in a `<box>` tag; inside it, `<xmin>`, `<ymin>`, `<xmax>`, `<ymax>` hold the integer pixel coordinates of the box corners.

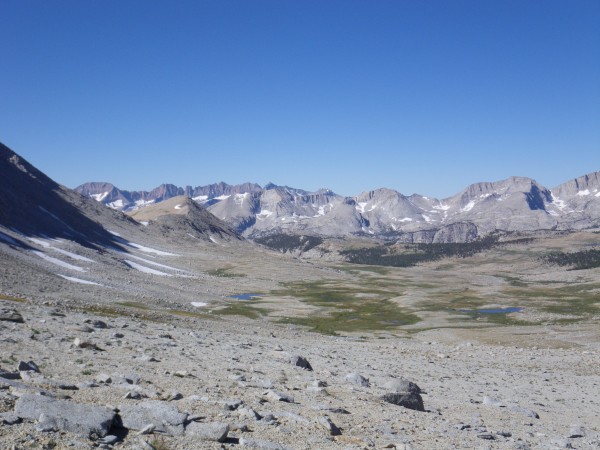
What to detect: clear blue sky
<box><xmin>1</xmin><ymin>0</ymin><xmax>599</xmax><ymax>198</ymax></box>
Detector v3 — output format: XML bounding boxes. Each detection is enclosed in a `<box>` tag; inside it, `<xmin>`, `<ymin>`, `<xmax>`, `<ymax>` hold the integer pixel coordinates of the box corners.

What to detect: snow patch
<box><xmin>398</xmin><ymin>217</ymin><xmax>413</xmax><ymax>222</ymax></box>
<box><xmin>432</xmin><ymin>202</ymin><xmax>450</xmax><ymax>211</ymax></box>
<box><xmin>550</xmin><ymin>192</ymin><xmax>567</xmax><ymax>210</ymax></box>
<box><xmin>356</xmin><ymin>202</ymin><xmax>368</xmax><ymax>213</ymax></box>
<box><xmin>57</xmin><ymin>275</ymin><xmax>101</xmax><ymax>286</ymax></box>
<box><xmin>234</xmin><ymin>193</ymin><xmax>248</xmax><ymax>205</ymax></box>
<box><xmin>215</xmin><ymin>195</ymin><xmax>231</xmax><ymax>201</ymax></box>
<box><xmin>193</xmin><ymin>195</ymin><xmax>209</xmax><ymax>202</ymax></box>
<box><xmin>125</xmin><ymin>254</ymin><xmax>183</xmax><ymax>271</ymax></box>
<box><xmin>124</xmin><ymin>260</ymin><xmax>172</xmax><ymax>276</ymax></box>
<box><xmin>422</xmin><ymin>214</ymin><xmax>432</xmax><ymax>222</ymax></box>
<box><xmin>209</xmin><ymin>236</ymin><xmax>219</xmax><ymax>244</ymax></box>
<box><xmin>577</xmin><ymin>189</ymin><xmax>591</xmax><ymax>196</ymax></box>
<box><xmin>191</xmin><ymin>302</ymin><xmax>208</xmax><ymax>308</ymax></box>
<box><xmin>256</xmin><ymin>210</ymin><xmax>274</xmax><ymax>220</ymax></box>
<box><xmin>28</xmin><ymin>238</ymin><xmax>52</xmax><ymax>248</ymax></box>
<box><xmin>174</xmin><ymin>204</ymin><xmax>183</xmax><ymax>210</ymax></box>
<box><xmin>596</xmin><ymin>191</ymin><xmax>600</xmax><ymax>197</ymax></box>
<box><xmin>108</xmin><ymin>199</ymin><xmax>124</xmax><ymax>209</ymax></box>
<box><xmin>140</xmin><ymin>221</ymin><xmax>149</xmax><ymax>226</ymax></box>
<box><xmin>91</xmin><ymin>192</ymin><xmax>109</xmax><ymax>202</ymax></box>
<box><xmin>461</xmin><ymin>201</ymin><xmax>476</xmax><ymax>212</ymax></box>
<box><xmin>32</xmin><ymin>251</ymin><xmax>86</xmax><ymax>272</ymax></box>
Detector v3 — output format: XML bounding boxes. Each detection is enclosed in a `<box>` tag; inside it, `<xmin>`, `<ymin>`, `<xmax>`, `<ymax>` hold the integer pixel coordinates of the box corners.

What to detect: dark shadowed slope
<box><xmin>0</xmin><ymin>142</ymin><xmax>131</xmax><ymax>249</ymax></box>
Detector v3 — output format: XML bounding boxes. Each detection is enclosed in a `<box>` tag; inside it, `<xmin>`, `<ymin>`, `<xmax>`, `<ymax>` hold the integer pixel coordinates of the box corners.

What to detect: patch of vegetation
<box><xmin>340</xmin><ymin>235</ymin><xmax>500</xmax><ymax>267</ymax></box>
<box><xmin>540</xmin><ymin>249</ymin><xmax>600</xmax><ymax>270</ymax></box>
<box><xmin>274</xmin><ymin>280</ymin><xmax>419</xmax><ymax>335</ymax></box>
<box><xmin>254</xmin><ymin>233</ymin><xmax>323</xmax><ymax>253</ymax></box>
<box><xmin>507</xmin><ymin>283</ymin><xmax>600</xmax><ymax>318</ymax></box>
<box><xmin>0</xmin><ymin>294</ymin><xmax>27</xmax><ymax>303</ymax></box>
<box><xmin>166</xmin><ymin>309</ymin><xmax>213</xmax><ymax>320</ymax></box>
<box><xmin>115</xmin><ymin>301</ymin><xmax>151</xmax><ymax>310</ymax></box>
<box><xmin>215</xmin><ymin>302</ymin><xmax>272</xmax><ymax>319</ymax></box>
<box><xmin>207</xmin><ymin>267</ymin><xmax>246</xmax><ymax>278</ymax></box>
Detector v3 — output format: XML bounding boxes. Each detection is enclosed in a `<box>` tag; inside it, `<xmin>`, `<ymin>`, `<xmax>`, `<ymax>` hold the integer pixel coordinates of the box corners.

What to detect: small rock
<box><xmin>568</xmin><ymin>425</ymin><xmax>585</xmax><ymax>438</ymax></box>
<box><xmin>167</xmin><ymin>391</ymin><xmax>183</xmax><ymax>401</ymax></box>
<box><xmin>0</xmin><ymin>412</ymin><xmax>21</xmax><ymax>425</ymax></box>
<box><xmin>17</xmin><ymin>360</ymin><xmax>40</xmax><ymax>373</ymax></box>
<box><xmin>96</xmin><ymin>373</ymin><xmax>112</xmax><ymax>384</ymax></box>
<box><xmin>345</xmin><ymin>372</ymin><xmax>370</xmax><ymax>387</ymax></box>
<box><xmin>289</xmin><ymin>355</ymin><xmax>313</xmax><ymax>371</ymax></box>
<box><xmin>73</xmin><ymin>338</ymin><xmax>103</xmax><ymax>351</ymax></box>
<box><xmin>382</xmin><ymin>392</ymin><xmax>425</xmax><ymax>412</ymax></box>
<box><xmin>316</xmin><ymin>415</ymin><xmax>342</xmax><ymax>436</ymax></box>
<box><xmin>509</xmin><ymin>405</ymin><xmax>539</xmax><ymax>419</ymax></box>
<box><xmin>91</xmin><ymin>319</ymin><xmax>109</xmax><ymax>329</ymax></box>
<box><xmin>483</xmin><ymin>396</ymin><xmax>504</xmax><ymax>407</ymax></box>
<box><xmin>238</xmin><ymin>406</ymin><xmax>262</xmax><ymax>420</ymax></box>
<box><xmin>265</xmin><ymin>390</ymin><xmax>294</xmax><ymax>403</ymax></box>
<box><xmin>224</xmin><ymin>399</ymin><xmax>243</xmax><ymax>410</ymax></box>
<box><xmin>174</xmin><ymin>371</ymin><xmax>188</xmax><ymax>378</ymax></box>
<box><xmin>112</xmin><ymin>332</ymin><xmax>125</xmax><ymax>339</ymax></box>
<box><xmin>496</xmin><ymin>431</ymin><xmax>512</xmax><ymax>437</ymax></box>
<box><xmin>186</xmin><ymin>421</ymin><xmax>229</xmax><ymax>442</ymax></box>
<box><xmin>0</xmin><ymin>309</ymin><xmax>24</xmax><ymax>323</ymax></box>
<box><xmin>477</xmin><ymin>434</ymin><xmax>495</xmax><ymax>440</ymax></box>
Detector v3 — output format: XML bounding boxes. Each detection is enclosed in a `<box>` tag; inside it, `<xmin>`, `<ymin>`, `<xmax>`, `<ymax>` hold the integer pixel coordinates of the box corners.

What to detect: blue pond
<box><xmin>228</xmin><ymin>293</ymin><xmax>262</xmax><ymax>301</ymax></box>
<box><xmin>459</xmin><ymin>307</ymin><xmax>523</xmax><ymax>314</ymax></box>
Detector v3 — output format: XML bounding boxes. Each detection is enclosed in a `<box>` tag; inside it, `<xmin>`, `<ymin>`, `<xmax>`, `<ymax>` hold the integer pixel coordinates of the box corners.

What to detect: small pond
<box><xmin>459</xmin><ymin>307</ymin><xmax>523</xmax><ymax>315</ymax></box>
<box><xmin>228</xmin><ymin>293</ymin><xmax>262</xmax><ymax>301</ymax></box>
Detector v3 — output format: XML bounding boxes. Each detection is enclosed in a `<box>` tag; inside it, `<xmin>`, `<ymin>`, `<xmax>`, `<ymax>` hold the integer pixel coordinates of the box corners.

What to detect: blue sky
<box><xmin>1</xmin><ymin>0</ymin><xmax>599</xmax><ymax>198</ymax></box>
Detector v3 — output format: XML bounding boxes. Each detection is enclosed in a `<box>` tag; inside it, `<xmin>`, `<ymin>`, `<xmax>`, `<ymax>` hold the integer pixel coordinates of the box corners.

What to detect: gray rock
<box><xmin>508</xmin><ymin>405</ymin><xmax>539</xmax><ymax>419</ymax></box>
<box><xmin>118</xmin><ymin>400</ymin><xmax>188</xmax><ymax>436</ymax></box>
<box><xmin>15</xmin><ymin>394</ymin><xmax>115</xmax><ymax>437</ymax></box>
<box><xmin>0</xmin><ymin>309</ymin><xmax>24</xmax><ymax>323</ymax></box>
<box><xmin>0</xmin><ymin>412</ymin><xmax>21</xmax><ymax>425</ymax></box>
<box><xmin>265</xmin><ymin>390</ymin><xmax>294</xmax><ymax>403</ymax></box>
<box><xmin>91</xmin><ymin>319</ymin><xmax>109</xmax><ymax>329</ymax></box>
<box><xmin>18</xmin><ymin>360</ymin><xmax>40</xmax><ymax>373</ymax></box>
<box><xmin>345</xmin><ymin>372</ymin><xmax>370</xmax><ymax>387</ymax></box>
<box><xmin>96</xmin><ymin>373</ymin><xmax>112</xmax><ymax>384</ymax></box>
<box><xmin>0</xmin><ymin>371</ymin><xmax>21</xmax><ymax>380</ymax></box>
<box><xmin>185</xmin><ymin>421</ymin><xmax>229</xmax><ymax>442</ymax></box>
<box><xmin>483</xmin><ymin>396</ymin><xmax>504</xmax><ymax>407</ymax></box>
<box><xmin>384</xmin><ymin>378</ymin><xmax>421</xmax><ymax>394</ymax></box>
<box><xmin>568</xmin><ymin>425</ymin><xmax>585</xmax><ymax>438</ymax></box>
<box><xmin>289</xmin><ymin>355</ymin><xmax>313</xmax><ymax>371</ymax></box>
<box><xmin>382</xmin><ymin>392</ymin><xmax>425</xmax><ymax>412</ymax></box>
<box><xmin>238</xmin><ymin>406</ymin><xmax>262</xmax><ymax>420</ymax></box>
<box><xmin>223</xmin><ymin>399</ymin><xmax>243</xmax><ymax>410</ymax></box>
<box><xmin>316</xmin><ymin>415</ymin><xmax>342</xmax><ymax>436</ymax></box>
<box><xmin>239</xmin><ymin>437</ymin><xmax>290</xmax><ymax>449</ymax></box>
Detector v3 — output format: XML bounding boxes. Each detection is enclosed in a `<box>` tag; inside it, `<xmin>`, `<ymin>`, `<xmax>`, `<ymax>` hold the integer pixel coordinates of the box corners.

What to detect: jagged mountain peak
<box><xmin>552</xmin><ymin>171</ymin><xmax>600</xmax><ymax>198</ymax></box>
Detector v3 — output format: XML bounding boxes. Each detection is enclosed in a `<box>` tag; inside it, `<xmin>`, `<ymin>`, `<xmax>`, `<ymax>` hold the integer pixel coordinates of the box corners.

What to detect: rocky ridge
<box><xmin>77</xmin><ymin>171</ymin><xmax>600</xmax><ymax>242</ymax></box>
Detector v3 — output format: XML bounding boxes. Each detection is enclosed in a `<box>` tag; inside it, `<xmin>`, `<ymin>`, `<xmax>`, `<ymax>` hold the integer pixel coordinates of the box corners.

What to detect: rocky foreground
<box><xmin>1</xmin><ymin>301</ymin><xmax>599</xmax><ymax>450</ymax></box>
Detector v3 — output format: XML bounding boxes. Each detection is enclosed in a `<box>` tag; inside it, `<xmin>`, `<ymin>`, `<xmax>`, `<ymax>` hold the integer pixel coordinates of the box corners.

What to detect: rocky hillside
<box><xmin>78</xmin><ymin>171</ymin><xmax>600</xmax><ymax>242</ymax></box>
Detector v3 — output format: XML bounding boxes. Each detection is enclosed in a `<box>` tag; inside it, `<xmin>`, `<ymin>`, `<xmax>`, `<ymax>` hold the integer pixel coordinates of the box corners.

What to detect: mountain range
<box><xmin>77</xmin><ymin>172</ymin><xmax>600</xmax><ymax>243</ymax></box>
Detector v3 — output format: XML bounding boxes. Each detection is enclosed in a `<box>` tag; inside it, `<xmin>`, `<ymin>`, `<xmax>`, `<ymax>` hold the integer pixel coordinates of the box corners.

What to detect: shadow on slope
<box><xmin>0</xmin><ymin>142</ymin><xmax>129</xmax><ymax>251</ymax></box>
